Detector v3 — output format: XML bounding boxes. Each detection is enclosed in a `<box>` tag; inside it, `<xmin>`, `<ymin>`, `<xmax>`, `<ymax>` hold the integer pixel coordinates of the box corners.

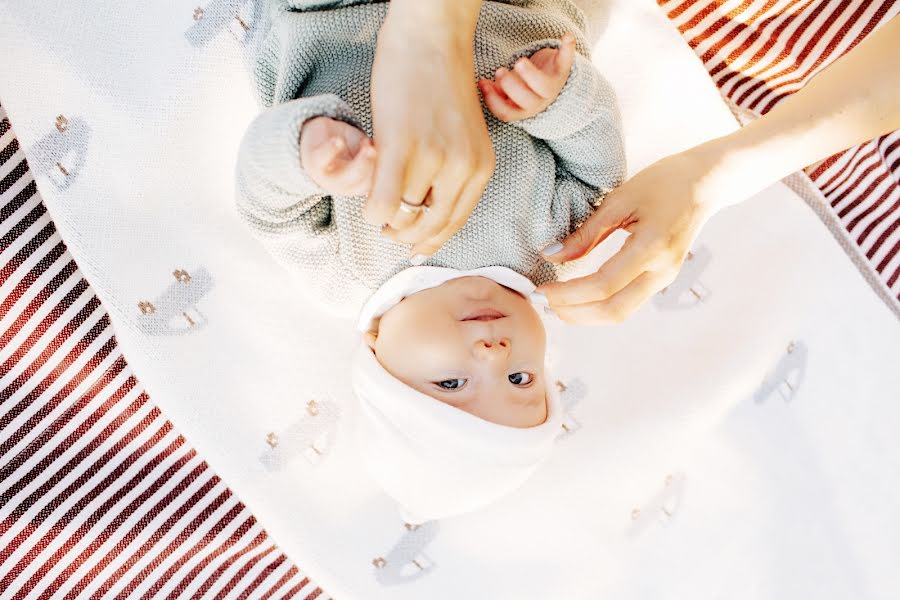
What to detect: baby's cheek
<box><xmin>533</xmin><ymin>397</ymin><xmax>549</xmax><ymax>428</ymax></box>
<box><xmin>378</xmin><ymin>318</ymin><xmax>462</xmax><ymax>370</ymax></box>
<box><xmin>518</xmin><ymin>303</ymin><xmax>548</xmax><ymax>346</ymax></box>
<box><xmin>499</xmin><ymin>395</ymin><xmax>549</xmax><ymax>429</ymax></box>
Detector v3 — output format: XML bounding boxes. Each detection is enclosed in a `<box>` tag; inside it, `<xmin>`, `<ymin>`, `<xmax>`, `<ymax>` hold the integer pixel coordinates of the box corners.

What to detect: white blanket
<box><xmin>2</xmin><ymin>0</ymin><xmax>899</xmax><ymax>597</ymax></box>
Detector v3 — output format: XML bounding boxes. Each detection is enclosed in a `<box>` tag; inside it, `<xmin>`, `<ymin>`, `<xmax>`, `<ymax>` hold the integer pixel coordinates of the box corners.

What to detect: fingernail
<box><xmin>529</xmin><ymin>291</ymin><xmax>549</xmax><ymax>306</ymax></box>
<box><xmin>410</xmin><ymin>254</ymin><xmax>427</xmax><ymax>266</ymax></box>
<box><xmin>542</xmin><ymin>242</ymin><xmax>564</xmax><ymax>256</ymax></box>
<box><xmin>495</xmin><ymin>67</ymin><xmax>506</xmax><ymax>78</ymax></box>
<box><xmin>544</xmin><ymin>306</ymin><xmax>561</xmax><ymax>321</ymax></box>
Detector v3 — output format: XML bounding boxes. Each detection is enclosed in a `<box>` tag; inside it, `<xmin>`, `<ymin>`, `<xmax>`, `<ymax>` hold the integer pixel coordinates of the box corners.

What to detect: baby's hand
<box><xmin>300</xmin><ymin>116</ymin><xmax>376</xmax><ymax>197</ymax></box>
<box><xmin>478</xmin><ymin>32</ymin><xmax>577</xmax><ymax>122</ymax></box>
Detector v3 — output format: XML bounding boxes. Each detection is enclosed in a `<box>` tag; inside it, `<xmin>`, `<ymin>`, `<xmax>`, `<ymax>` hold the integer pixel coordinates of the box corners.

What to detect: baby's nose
<box><xmin>473</xmin><ymin>338</ymin><xmax>511</xmax><ymax>360</ymax></box>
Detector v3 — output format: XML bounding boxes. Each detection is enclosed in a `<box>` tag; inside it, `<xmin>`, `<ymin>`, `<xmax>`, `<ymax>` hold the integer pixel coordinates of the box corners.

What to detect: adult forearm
<box><xmin>384</xmin><ymin>0</ymin><xmax>481</xmax><ymax>42</ymax></box>
<box><xmin>699</xmin><ymin>15</ymin><xmax>900</xmax><ymax>208</ymax></box>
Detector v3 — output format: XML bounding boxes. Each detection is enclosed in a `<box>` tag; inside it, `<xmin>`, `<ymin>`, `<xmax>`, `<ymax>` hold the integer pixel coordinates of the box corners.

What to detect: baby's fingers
<box><xmin>301</xmin><ymin>136</ymin><xmax>347</xmax><ymax>183</ymax></box>
<box><xmin>321</xmin><ymin>138</ymin><xmax>351</xmax><ymax>175</ymax></box>
<box><xmin>554</xmin><ymin>32</ymin><xmax>577</xmax><ymax>77</ymax></box>
<box><xmin>495</xmin><ymin>67</ymin><xmax>543</xmax><ymax>113</ymax></box>
<box><xmin>479</xmin><ymin>79</ymin><xmax>526</xmax><ymax>122</ymax></box>
<box><xmin>331</xmin><ymin>139</ymin><xmax>376</xmax><ymax>196</ymax></box>
<box><xmin>512</xmin><ymin>56</ymin><xmax>556</xmax><ymax>98</ymax></box>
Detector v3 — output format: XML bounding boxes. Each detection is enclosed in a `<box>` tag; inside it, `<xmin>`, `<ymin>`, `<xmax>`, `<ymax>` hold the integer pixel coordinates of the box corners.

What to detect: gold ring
<box><xmin>399</xmin><ymin>199</ymin><xmax>426</xmax><ymax>215</ymax></box>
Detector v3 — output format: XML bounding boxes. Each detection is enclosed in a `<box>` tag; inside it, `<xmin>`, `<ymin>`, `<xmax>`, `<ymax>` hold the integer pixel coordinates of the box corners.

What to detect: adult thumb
<box><xmin>542</xmin><ymin>204</ymin><xmax>625</xmax><ymax>263</ymax></box>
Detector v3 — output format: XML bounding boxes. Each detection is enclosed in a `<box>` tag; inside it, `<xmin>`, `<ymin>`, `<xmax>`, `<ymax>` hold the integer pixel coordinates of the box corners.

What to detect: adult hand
<box><xmin>538</xmin><ymin>12</ymin><xmax>900</xmax><ymax>325</ymax></box>
<box><xmin>367</xmin><ymin>0</ymin><xmax>495</xmax><ymax>262</ymax></box>
<box><xmin>537</xmin><ymin>148</ymin><xmax>725</xmax><ymax>324</ymax></box>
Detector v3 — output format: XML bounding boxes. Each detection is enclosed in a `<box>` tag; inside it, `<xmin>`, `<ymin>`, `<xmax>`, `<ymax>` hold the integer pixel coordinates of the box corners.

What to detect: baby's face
<box><xmin>368</xmin><ymin>277</ymin><xmax>548</xmax><ymax>428</ymax></box>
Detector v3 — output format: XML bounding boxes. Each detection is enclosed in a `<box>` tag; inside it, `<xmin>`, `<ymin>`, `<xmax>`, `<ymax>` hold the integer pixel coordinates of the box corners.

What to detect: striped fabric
<box><xmin>660</xmin><ymin>0</ymin><xmax>900</xmax><ymax>309</ymax></box>
<box><xmin>0</xmin><ymin>102</ymin><xmax>326</xmax><ymax>599</ymax></box>
<box><xmin>3</xmin><ymin>3</ymin><xmax>898</xmax><ymax>597</ymax></box>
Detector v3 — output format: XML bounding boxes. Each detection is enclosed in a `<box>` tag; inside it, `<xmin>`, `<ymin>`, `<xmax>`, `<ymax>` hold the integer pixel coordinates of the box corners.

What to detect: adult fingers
<box><xmin>365</xmin><ymin>146</ymin><xmax>407</xmax><ymax>226</ymax></box>
<box><xmin>409</xmin><ymin>174</ymin><xmax>487</xmax><ymax>258</ymax></box>
<box><xmin>553</xmin><ymin>270</ymin><xmax>668</xmax><ymax>325</ymax></box>
<box><xmin>538</xmin><ymin>235</ymin><xmax>652</xmax><ymax>306</ymax></box>
<box><xmin>400</xmin><ymin>146</ymin><xmax>442</xmax><ymax>206</ymax></box>
<box><xmin>382</xmin><ymin>183</ymin><xmax>454</xmax><ymax>245</ymax></box>
<box><xmin>381</xmin><ymin>153</ymin><xmax>471</xmax><ymax>247</ymax></box>
<box><xmin>542</xmin><ymin>198</ymin><xmax>634</xmax><ymax>263</ymax></box>
<box><xmin>385</xmin><ymin>204</ymin><xmax>426</xmax><ymax>232</ymax></box>
<box><xmin>385</xmin><ymin>149</ymin><xmax>442</xmax><ymax>230</ymax></box>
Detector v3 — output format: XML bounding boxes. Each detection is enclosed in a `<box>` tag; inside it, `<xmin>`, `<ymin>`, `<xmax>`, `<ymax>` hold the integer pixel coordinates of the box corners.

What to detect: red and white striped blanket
<box><xmin>2</xmin><ymin>1</ymin><xmax>898</xmax><ymax>598</ymax></box>
<box><xmin>660</xmin><ymin>0</ymin><xmax>900</xmax><ymax>314</ymax></box>
<box><xmin>0</xmin><ymin>101</ymin><xmax>326</xmax><ymax>598</ymax></box>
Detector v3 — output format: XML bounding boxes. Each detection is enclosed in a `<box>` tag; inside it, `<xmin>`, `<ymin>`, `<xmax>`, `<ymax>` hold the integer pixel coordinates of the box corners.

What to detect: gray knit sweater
<box><xmin>235</xmin><ymin>0</ymin><xmax>626</xmax><ymax>317</ymax></box>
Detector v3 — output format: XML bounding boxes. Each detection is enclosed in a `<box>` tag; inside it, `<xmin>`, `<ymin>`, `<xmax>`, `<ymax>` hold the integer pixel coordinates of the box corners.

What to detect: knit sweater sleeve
<box><xmin>504</xmin><ymin>42</ymin><xmax>626</xmax><ymax>206</ymax></box>
<box><xmin>235</xmin><ymin>94</ymin><xmax>361</xmax><ymax>217</ymax></box>
<box><xmin>234</xmin><ymin>94</ymin><xmax>370</xmax><ymax>316</ymax></box>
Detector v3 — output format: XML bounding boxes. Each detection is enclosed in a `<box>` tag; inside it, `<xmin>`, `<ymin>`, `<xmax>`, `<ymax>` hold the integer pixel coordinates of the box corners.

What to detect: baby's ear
<box><xmin>363</xmin><ymin>331</ymin><xmax>378</xmax><ymax>349</ymax></box>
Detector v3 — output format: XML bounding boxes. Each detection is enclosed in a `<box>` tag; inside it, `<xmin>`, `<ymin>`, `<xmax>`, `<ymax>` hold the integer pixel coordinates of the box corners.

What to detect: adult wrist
<box><xmin>665</xmin><ymin>137</ymin><xmax>749</xmax><ymax>218</ymax></box>
<box><xmin>689</xmin><ymin>129</ymin><xmax>787</xmax><ymax>214</ymax></box>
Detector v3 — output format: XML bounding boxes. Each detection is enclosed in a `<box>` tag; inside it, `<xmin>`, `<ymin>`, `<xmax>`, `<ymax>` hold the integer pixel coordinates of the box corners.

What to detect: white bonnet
<box><xmin>352</xmin><ymin>266</ymin><xmax>562</xmax><ymax>524</ymax></box>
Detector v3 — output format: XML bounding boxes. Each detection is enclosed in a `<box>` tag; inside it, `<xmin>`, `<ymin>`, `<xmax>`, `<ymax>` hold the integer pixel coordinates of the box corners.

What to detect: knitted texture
<box><xmin>235</xmin><ymin>0</ymin><xmax>626</xmax><ymax>317</ymax></box>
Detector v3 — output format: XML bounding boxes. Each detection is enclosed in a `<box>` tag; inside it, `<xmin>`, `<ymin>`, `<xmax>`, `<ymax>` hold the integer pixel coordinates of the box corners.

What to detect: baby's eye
<box><xmin>508</xmin><ymin>372</ymin><xmax>534</xmax><ymax>386</ymax></box>
<box><xmin>436</xmin><ymin>378</ymin><xmax>467</xmax><ymax>391</ymax></box>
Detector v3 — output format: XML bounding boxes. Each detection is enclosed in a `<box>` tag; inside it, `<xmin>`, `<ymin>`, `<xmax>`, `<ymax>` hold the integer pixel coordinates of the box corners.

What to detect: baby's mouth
<box><xmin>461</xmin><ymin>308</ymin><xmax>506</xmax><ymax>321</ymax></box>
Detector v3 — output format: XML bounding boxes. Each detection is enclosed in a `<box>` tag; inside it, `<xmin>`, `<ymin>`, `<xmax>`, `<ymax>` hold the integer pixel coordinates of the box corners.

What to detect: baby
<box><xmin>236</xmin><ymin>0</ymin><xmax>625</xmax><ymax>523</ymax></box>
